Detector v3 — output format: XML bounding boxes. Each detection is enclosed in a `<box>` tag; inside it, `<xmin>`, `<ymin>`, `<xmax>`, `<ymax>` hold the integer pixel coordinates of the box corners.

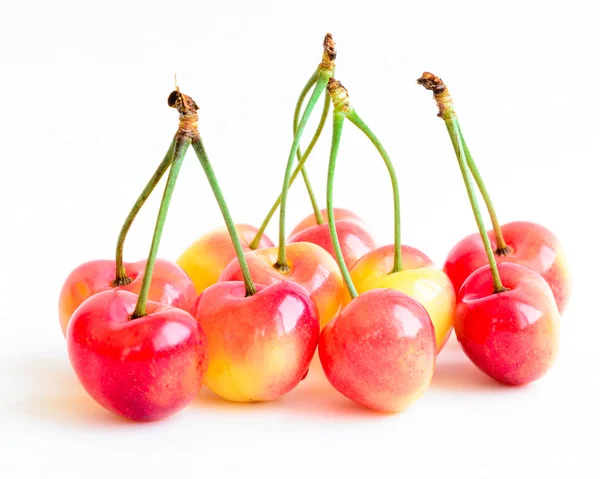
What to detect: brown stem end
<box><xmin>168</xmin><ymin>89</ymin><xmax>200</xmax><ymax>139</ymax></box>
<box><xmin>327</xmin><ymin>78</ymin><xmax>350</xmax><ymax>113</ymax></box>
<box><xmin>320</xmin><ymin>33</ymin><xmax>337</xmax><ymax>71</ymax></box>
<box><xmin>417</xmin><ymin>72</ymin><xmax>453</xmax><ymax>119</ymax></box>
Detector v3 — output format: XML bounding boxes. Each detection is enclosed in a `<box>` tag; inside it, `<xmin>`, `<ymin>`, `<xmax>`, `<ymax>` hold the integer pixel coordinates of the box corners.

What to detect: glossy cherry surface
<box><xmin>288</xmin><ymin>208</ymin><xmax>376</xmax><ymax>269</ymax></box>
<box><xmin>445</xmin><ymin>221</ymin><xmax>570</xmax><ymax>313</ymax></box>
<box><xmin>348</xmin><ymin>244</ymin><xmax>455</xmax><ymax>353</ymax></box>
<box><xmin>177</xmin><ymin>224</ymin><xmax>274</xmax><ymax>294</ymax></box>
<box><xmin>67</xmin><ymin>290</ymin><xmax>208</xmax><ymax>421</ymax></box>
<box><xmin>455</xmin><ymin>262</ymin><xmax>560</xmax><ymax>385</ymax></box>
<box><xmin>218</xmin><ymin>242</ymin><xmax>344</xmax><ymax>328</ymax></box>
<box><xmin>59</xmin><ymin>258</ymin><xmax>197</xmax><ymax>336</ymax></box>
<box><xmin>319</xmin><ymin>289</ymin><xmax>436</xmax><ymax>413</ymax></box>
<box><xmin>194</xmin><ymin>281</ymin><xmax>319</xmax><ymax>402</ymax></box>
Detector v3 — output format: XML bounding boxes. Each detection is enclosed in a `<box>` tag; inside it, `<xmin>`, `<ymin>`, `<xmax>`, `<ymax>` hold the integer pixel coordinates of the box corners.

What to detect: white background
<box><xmin>1</xmin><ymin>0</ymin><xmax>598</xmax><ymax>477</ymax></box>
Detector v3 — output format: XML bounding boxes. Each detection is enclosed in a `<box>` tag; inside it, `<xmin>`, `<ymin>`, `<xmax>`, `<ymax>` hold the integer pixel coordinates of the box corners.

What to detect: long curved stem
<box><xmin>275</xmin><ymin>72</ymin><xmax>331</xmax><ymax>269</ymax></box>
<box><xmin>113</xmin><ymin>139</ymin><xmax>176</xmax><ymax>286</ymax></box>
<box><xmin>347</xmin><ymin>109</ymin><xmax>403</xmax><ymax>273</ymax></box>
<box><xmin>327</xmin><ymin>112</ymin><xmax>358</xmax><ymax>299</ymax></box>
<box><xmin>294</xmin><ymin>71</ymin><xmax>324</xmax><ymax>224</ymax></box>
<box><xmin>446</xmin><ymin>118</ymin><xmax>506</xmax><ymax>293</ymax></box>
<box><xmin>192</xmin><ymin>138</ymin><xmax>256</xmax><ymax>296</ymax></box>
<box><xmin>249</xmin><ymin>92</ymin><xmax>330</xmax><ymax>250</ymax></box>
<box><xmin>458</xmin><ymin>126</ymin><xmax>508</xmax><ymax>252</ymax></box>
<box><xmin>132</xmin><ymin>137</ymin><xmax>190</xmax><ymax>319</ymax></box>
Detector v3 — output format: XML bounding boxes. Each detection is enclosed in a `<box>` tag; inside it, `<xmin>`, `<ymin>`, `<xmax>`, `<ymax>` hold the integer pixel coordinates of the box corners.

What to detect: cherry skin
<box><xmin>444</xmin><ymin>221</ymin><xmax>570</xmax><ymax>314</ymax></box>
<box><xmin>320</xmin><ymin>289</ymin><xmax>436</xmax><ymax>413</ymax></box>
<box><xmin>59</xmin><ymin>258</ymin><xmax>197</xmax><ymax>337</ymax></box>
<box><xmin>177</xmin><ymin>224</ymin><xmax>274</xmax><ymax>294</ymax></box>
<box><xmin>288</xmin><ymin>208</ymin><xmax>376</xmax><ymax>269</ymax></box>
<box><xmin>218</xmin><ymin>242</ymin><xmax>344</xmax><ymax>329</ymax></box>
<box><xmin>67</xmin><ymin>290</ymin><xmax>208</xmax><ymax>421</ymax></box>
<box><xmin>347</xmin><ymin>245</ymin><xmax>455</xmax><ymax>353</ymax></box>
<box><xmin>194</xmin><ymin>281</ymin><xmax>319</xmax><ymax>402</ymax></box>
<box><xmin>455</xmin><ymin>262</ymin><xmax>560</xmax><ymax>385</ymax></box>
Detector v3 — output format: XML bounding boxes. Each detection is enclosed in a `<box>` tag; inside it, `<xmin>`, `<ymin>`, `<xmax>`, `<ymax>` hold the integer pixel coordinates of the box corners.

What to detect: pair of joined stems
<box><xmin>417</xmin><ymin>73</ymin><xmax>508</xmax><ymax>293</ymax></box>
<box><xmin>325</xmin><ymin>88</ymin><xmax>403</xmax><ymax>300</ymax></box>
<box><xmin>129</xmin><ymin>101</ymin><xmax>258</xmax><ymax>319</ymax></box>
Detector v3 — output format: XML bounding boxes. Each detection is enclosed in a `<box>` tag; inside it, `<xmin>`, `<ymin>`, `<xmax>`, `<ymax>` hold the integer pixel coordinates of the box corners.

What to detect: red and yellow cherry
<box><xmin>288</xmin><ymin>208</ymin><xmax>376</xmax><ymax>269</ymax></box>
<box><xmin>194</xmin><ymin>281</ymin><xmax>319</xmax><ymax>402</ymax></box>
<box><xmin>444</xmin><ymin>221</ymin><xmax>570</xmax><ymax>314</ymax></box>
<box><xmin>67</xmin><ymin>290</ymin><xmax>208</xmax><ymax>421</ymax></box>
<box><xmin>346</xmin><ymin>245</ymin><xmax>455</xmax><ymax>352</ymax></box>
<box><xmin>455</xmin><ymin>262</ymin><xmax>560</xmax><ymax>385</ymax></box>
<box><xmin>319</xmin><ymin>289</ymin><xmax>436</xmax><ymax>413</ymax></box>
<box><xmin>59</xmin><ymin>258</ymin><xmax>197</xmax><ymax>337</ymax></box>
<box><xmin>218</xmin><ymin>242</ymin><xmax>344</xmax><ymax>328</ymax></box>
<box><xmin>177</xmin><ymin>224</ymin><xmax>274</xmax><ymax>294</ymax></box>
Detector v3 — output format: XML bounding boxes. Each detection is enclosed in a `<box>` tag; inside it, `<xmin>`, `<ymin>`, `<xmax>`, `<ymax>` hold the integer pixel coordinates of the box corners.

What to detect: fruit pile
<box><xmin>59</xmin><ymin>34</ymin><xmax>570</xmax><ymax>421</ymax></box>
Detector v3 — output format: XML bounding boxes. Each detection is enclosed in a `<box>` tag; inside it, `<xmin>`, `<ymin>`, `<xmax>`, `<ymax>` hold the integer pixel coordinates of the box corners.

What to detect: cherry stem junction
<box><xmin>113</xmin><ymin>140</ymin><xmax>176</xmax><ymax>286</ymax></box>
<box><xmin>347</xmin><ymin>109</ymin><xmax>403</xmax><ymax>273</ymax></box>
<box><xmin>192</xmin><ymin>137</ymin><xmax>257</xmax><ymax>296</ymax></box>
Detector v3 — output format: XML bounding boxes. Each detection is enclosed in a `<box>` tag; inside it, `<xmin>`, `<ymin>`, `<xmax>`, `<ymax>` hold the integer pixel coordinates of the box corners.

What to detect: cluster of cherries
<box><xmin>59</xmin><ymin>35</ymin><xmax>570</xmax><ymax>421</ymax></box>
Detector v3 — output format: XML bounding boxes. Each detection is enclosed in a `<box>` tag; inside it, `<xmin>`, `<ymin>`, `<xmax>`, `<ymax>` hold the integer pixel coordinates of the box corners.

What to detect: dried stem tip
<box><xmin>320</xmin><ymin>33</ymin><xmax>337</xmax><ymax>71</ymax></box>
<box><xmin>168</xmin><ymin>90</ymin><xmax>200</xmax><ymax>139</ymax></box>
<box><xmin>327</xmin><ymin>78</ymin><xmax>351</xmax><ymax>113</ymax></box>
<box><xmin>417</xmin><ymin>72</ymin><xmax>454</xmax><ymax>119</ymax></box>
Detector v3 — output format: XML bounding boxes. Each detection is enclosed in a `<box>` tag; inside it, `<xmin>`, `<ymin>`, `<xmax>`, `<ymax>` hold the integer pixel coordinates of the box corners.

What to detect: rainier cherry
<box><xmin>418</xmin><ymin>72</ymin><xmax>560</xmax><ymax>385</ymax></box>
<box><xmin>288</xmin><ymin>207</ymin><xmax>376</xmax><ymax>269</ymax></box>
<box><xmin>67</xmin><ymin>92</ymin><xmax>210</xmax><ymax>421</ymax></box>
<box><xmin>188</xmin><ymin>107</ymin><xmax>320</xmax><ymax>402</ymax></box>
<box><xmin>59</xmin><ymin>140</ymin><xmax>196</xmax><ymax>336</ymax></box>
<box><xmin>319</xmin><ymin>79</ymin><xmax>436</xmax><ymax>412</ymax></box>
<box><xmin>416</xmin><ymin>72</ymin><xmax>570</xmax><ymax>314</ymax></box>
<box><xmin>176</xmin><ymin>224</ymin><xmax>273</xmax><ymax>294</ymax></box>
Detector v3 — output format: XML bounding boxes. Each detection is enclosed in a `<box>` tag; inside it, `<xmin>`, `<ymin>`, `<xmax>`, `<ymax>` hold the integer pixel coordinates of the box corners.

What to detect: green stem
<box><xmin>347</xmin><ymin>109</ymin><xmax>403</xmax><ymax>273</ymax></box>
<box><xmin>294</xmin><ymin>71</ymin><xmax>324</xmax><ymax>224</ymax></box>
<box><xmin>327</xmin><ymin>112</ymin><xmax>358</xmax><ymax>299</ymax></box>
<box><xmin>458</xmin><ymin>126</ymin><xmax>508</xmax><ymax>252</ymax></box>
<box><xmin>275</xmin><ymin>71</ymin><xmax>332</xmax><ymax>269</ymax></box>
<box><xmin>132</xmin><ymin>137</ymin><xmax>190</xmax><ymax>319</ymax></box>
<box><xmin>113</xmin><ymin>139</ymin><xmax>176</xmax><ymax>286</ymax></box>
<box><xmin>192</xmin><ymin>138</ymin><xmax>257</xmax><ymax>296</ymax></box>
<box><xmin>446</xmin><ymin>118</ymin><xmax>507</xmax><ymax>293</ymax></box>
<box><xmin>249</xmin><ymin>91</ymin><xmax>330</xmax><ymax>250</ymax></box>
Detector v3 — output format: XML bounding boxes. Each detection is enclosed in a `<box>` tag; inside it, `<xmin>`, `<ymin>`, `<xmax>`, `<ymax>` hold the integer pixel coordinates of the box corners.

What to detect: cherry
<box><xmin>320</xmin><ymin>289</ymin><xmax>435</xmax><ymax>412</ymax></box>
<box><xmin>417</xmin><ymin>72</ymin><xmax>570</xmax><ymax>314</ymax></box>
<box><xmin>176</xmin><ymin>224</ymin><xmax>273</xmax><ymax>294</ymax></box>
<box><xmin>68</xmin><ymin>290</ymin><xmax>207</xmax><ymax>421</ymax></box>
<box><xmin>319</xmin><ymin>78</ymin><xmax>436</xmax><ymax>412</ymax></box>
<box><xmin>58</xmin><ymin>139</ymin><xmax>196</xmax><ymax>336</ymax></box>
<box><xmin>455</xmin><ymin>263</ymin><xmax>559</xmax><ymax>385</ymax></box>
<box><xmin>418</xmin><ymin>72</ymin><xmax>560</xmax><ymax>385</ymax></box>
<box><xmin>288</xmin><ymin>207</ymin><xmax>376</xmax><ymax>269</ymax></box>
<box><xmin>189</xmin><ymin>108</ymin><xmax>320</xmax><ymax>402</ymax></box>
<box><xmin>195</xmin><ymin>281</ymin><xmax>319</xmax><ymax>402</ymax></box>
